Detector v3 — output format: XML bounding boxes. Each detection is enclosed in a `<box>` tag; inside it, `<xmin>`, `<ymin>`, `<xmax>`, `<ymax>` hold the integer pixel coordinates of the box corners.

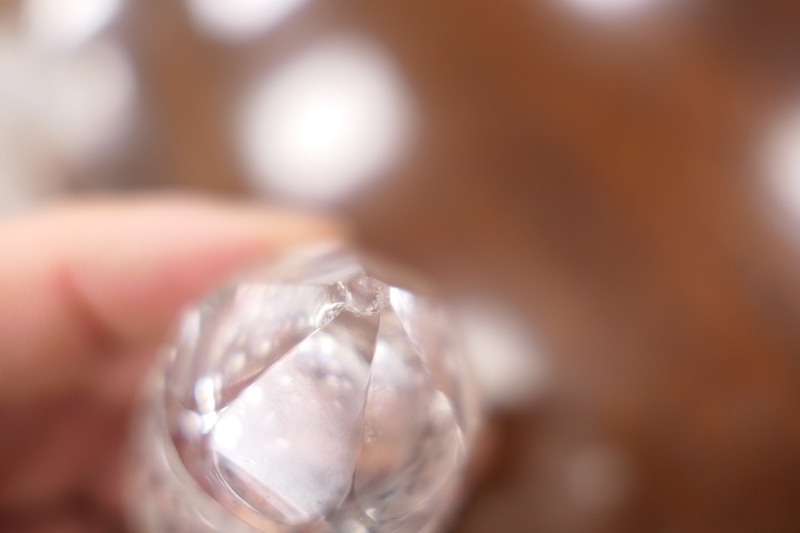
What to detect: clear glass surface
<box><xmin>127</xmin><ymin>245</ymin><xmax>481</xmax><ymax>533</ymax></box>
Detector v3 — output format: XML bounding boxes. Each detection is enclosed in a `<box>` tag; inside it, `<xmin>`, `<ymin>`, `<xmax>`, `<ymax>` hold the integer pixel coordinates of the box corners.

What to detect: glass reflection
<box><xmin>186</xmin><ymin>0</ymin><xmax>312</xmax><ymax>42</ymax></box>
<box><xmin>237</xmin><ymin>36</ymin><xmax>414</xmax><ymax>206</ymax></box>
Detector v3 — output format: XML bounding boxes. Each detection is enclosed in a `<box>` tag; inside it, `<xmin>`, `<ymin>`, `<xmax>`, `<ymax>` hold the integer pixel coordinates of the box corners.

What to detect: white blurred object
<box><xmin>558</xmin><ymin>0</ymin><xmax>665</xmax><ymax>19</ymax></box>
<box><xmin>0</xmin><ymin>34</ymin><xmax>136</xmax><ymax>212</ymax></box>
<box><xmin>238</xmin><ymin>36</ymin><xmax>415</xmax><ymax>206</ymax></box>
<box><xmin>457</xmin><ymin>299</ymin><xmax>549</xmax><ymax>410</ymax></box>
<box><xmin>186</xmin><ymin>0</ymin><xmax>312</xmax><ymax>42</ymax></box>
<box><xmin>23</xmin><ymin>0</ymin><xmax>125</xmax><ymax>48</ymax></box>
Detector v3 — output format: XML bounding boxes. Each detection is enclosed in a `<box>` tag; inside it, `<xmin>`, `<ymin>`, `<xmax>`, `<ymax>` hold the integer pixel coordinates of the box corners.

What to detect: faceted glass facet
<box><xmin>127</xmin><ymin>245</ymin><xmax>481</xmax><ymax>533</ymax></box>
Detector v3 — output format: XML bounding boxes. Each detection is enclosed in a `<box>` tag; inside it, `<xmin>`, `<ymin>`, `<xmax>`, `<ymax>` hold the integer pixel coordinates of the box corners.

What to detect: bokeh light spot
<box><xmin>558</xmin><ymin>0</ymin><xmax>665</xmax><ymax>19</ymax></box>
<box><xmin>765</xmin><ymin>104</ymin><xmax>800</xmax><ymax>230</ymax></box>
<box><xmin>186</xmin><ymin>0</ymin><xmax>312</xmax><ymax>42</ymax></box>
<box><xmin>457</xmin><ymin>299</ymin><xmax>549</xmax><ymax>410</ymax></box>
<box><xmin>0</xmin><ymin>37</ymin><xmax>136</xmax><ymax>211</ymax></box>
<box><xmin>238</xmin><ymin>36</ymin><xmax>414</xmax><ymax>206</ymax></box>
<box><xmin>23</xmin><ymin>0</ymin><xmax>125</xmax><ymax>48</ymax></box>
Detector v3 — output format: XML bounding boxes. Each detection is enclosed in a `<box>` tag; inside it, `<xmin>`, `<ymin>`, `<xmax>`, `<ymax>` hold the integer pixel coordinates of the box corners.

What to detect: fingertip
<box><xmin>0</xmin><ymin>195</ymin><xmax>348</xmax><ymax>403</ymax></box>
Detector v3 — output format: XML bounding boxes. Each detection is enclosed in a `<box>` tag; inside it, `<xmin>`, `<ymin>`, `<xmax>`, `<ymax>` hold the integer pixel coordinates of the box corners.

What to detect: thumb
<box><xmin>0</xmin><ymin>195</ymin><xmax>344</xmax><ymax>404</ymax></box>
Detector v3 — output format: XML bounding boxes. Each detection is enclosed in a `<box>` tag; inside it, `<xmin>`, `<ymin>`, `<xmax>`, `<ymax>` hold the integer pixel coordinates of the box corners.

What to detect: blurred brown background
<box><xmin>5</xmin><ymin>0</ymin><xmax>800</xmax><ymax>531</ymax></box>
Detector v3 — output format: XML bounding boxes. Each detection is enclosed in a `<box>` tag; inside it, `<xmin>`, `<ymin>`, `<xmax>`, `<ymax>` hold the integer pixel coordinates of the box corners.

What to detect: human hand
<box><xmin>0</xmin><ymin>196</ymin><xmax>341</xmax><ymax>533</ymax></box>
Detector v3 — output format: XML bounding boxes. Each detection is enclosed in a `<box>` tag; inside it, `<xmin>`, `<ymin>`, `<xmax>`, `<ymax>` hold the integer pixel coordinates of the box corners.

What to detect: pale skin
<box><xmin>0</xmin><ymin>196</ymin><xmax>342</xmax><ymax>533</ymax></box>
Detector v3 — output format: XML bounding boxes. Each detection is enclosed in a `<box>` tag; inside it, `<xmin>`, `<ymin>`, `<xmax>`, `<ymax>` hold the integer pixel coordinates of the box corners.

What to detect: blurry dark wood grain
<box><xmin>125</xmin><ymin>0</ymin><xmax>800</xmax><ymax>531</ymax></box>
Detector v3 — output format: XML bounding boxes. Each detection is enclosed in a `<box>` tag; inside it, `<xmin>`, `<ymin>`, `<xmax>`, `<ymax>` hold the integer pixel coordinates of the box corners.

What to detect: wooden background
<box><xmin>79</xmin><ymin>0</ymin><xmax>800</xmax><ymax>531</ymax></box>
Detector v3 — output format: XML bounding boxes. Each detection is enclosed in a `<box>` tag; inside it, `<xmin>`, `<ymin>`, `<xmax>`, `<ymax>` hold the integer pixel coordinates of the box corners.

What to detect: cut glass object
<box><xmin>127</xmin><ymin>245</ymin><xmax>482</xmax><ymax>533</ymax></box>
